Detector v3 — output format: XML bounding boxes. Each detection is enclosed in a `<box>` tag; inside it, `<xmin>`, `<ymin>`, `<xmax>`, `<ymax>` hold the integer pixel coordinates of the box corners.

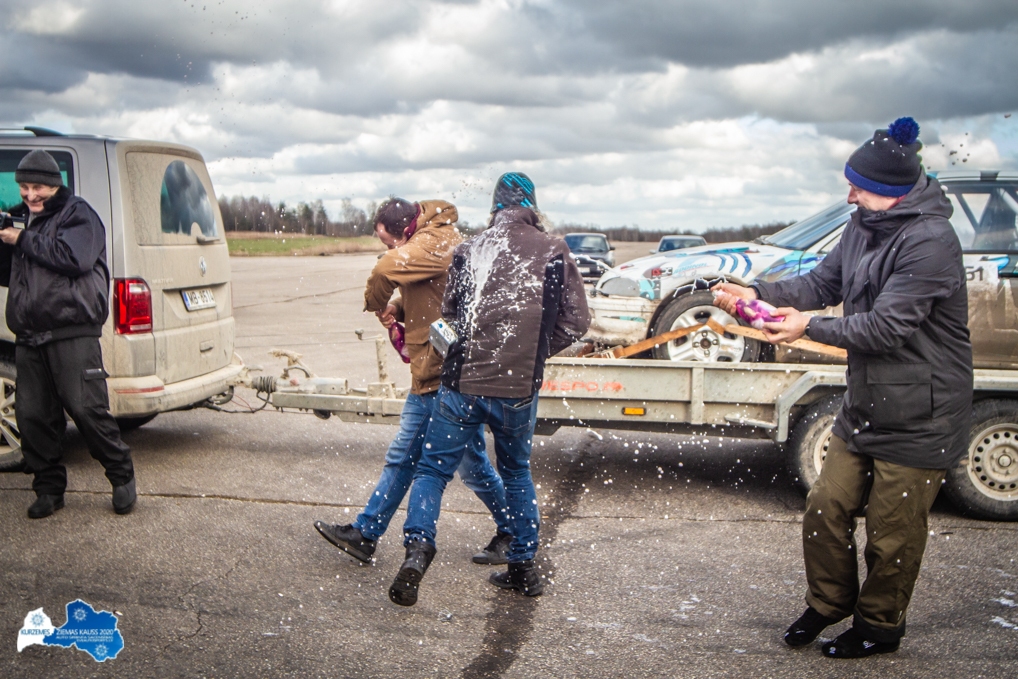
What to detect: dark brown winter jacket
<box><xmin>440</xmin><ymin>206</ymin><xmax>590</xmax><ymax>399</ymax></box>
<box><xmin>363</xmin><ymin>200</ymin><xmax>461</xmax><ymax>395</ymax></box>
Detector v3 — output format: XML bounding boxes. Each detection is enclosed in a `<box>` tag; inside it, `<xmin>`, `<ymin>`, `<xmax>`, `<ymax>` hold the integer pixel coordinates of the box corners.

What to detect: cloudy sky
<box><xmin>3</xmin><ymin>0</ymin><xmax>1017</xmax><ymax>231</ymax></box>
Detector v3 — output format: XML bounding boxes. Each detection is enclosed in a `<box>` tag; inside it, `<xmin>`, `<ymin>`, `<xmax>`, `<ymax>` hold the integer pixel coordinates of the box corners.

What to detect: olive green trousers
<box><xmin>802</xmin><ymin>436</ymin><xmax>945</xmax><ymax>643</ymax></box>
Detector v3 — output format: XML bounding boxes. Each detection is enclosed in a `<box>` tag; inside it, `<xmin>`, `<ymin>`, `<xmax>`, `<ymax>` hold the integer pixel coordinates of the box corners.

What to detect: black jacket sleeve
<box><xmin>0</xmin><ymin>242</ymin><xmax>12</xmax><ymax>287</ymax></box>
<box><xmin>804</xmin><ymin>230</ymin><xmax>963</xmax><ymax>353</ymax></box>
<box><xmin>550</xmin><ymin>253</ymin><xmax>591</xmax><ymax>354</ymax></box>
<box><xmin>753</xmin><ymin>240</ymin><xmax>844</xmax><ymax>312</ymax></box>
<box><xmin>15</xmin><ymin>201</ymin><xmax>106</xmax><ymax>278</ymax></box>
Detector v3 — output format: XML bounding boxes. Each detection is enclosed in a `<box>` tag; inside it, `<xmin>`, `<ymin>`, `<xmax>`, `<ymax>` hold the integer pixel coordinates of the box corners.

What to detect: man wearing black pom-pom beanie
<box><xmin>714</xmin><ymin>118</ymin><xmax>972</xmax><ymax>658</ymax></box>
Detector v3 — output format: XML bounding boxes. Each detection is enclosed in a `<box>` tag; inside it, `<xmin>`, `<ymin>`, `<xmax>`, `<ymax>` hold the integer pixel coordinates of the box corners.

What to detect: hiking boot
<box><xmin>488</xmin><ymin>560</ymin><xmax>544</xmax><ymax>597</ymax></box>
<box><xmin>388</xmin><ymin>540</ymin><xmax>437</xmax><ymax>607</ymax></box>
<box><xmin>112</xmin><ymin>478</ymin><xmax>137</xmax><ymax>515</ymax></box>
<box><xmin>314</xmin><ymin>521</ymin><xmax>376</xmax><ymax>563</ymax></box>
<box><xmin>821</xmin><ymin>628</ymin><xmax>899</xmax><ymax>658</ymax></box>
<box><xmin>472</xmin><ymin>532</ymin><xmax>512</xmax><ymax>565</ymax></box>
<box><xmin>784</xmin><ymin>606</ymin><xmax>842</xmax><ymax>647</ymax></box>
<box><xmin>28</xmin><ymin>494</ymin><xmax>64</xmax><ymax>519</ymax></box>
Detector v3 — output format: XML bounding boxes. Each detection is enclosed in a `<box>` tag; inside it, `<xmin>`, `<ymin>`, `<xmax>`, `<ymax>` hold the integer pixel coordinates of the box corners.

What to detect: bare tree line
<box><xmin>219</xmin><ymin>194</ymin><xmax>792</xmax><ymax>244</ymax></box>
<box><xmin>218</xmin><ymin>196</ymin><xmax>378</xmax><ymax>237</ymax></box>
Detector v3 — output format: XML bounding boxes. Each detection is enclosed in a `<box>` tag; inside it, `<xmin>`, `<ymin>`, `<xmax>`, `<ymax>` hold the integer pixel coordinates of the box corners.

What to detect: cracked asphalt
<box><xmin>2</xmin><ymin>254</ymin><xmax>1017</xmax><ymax>678</ymax></box>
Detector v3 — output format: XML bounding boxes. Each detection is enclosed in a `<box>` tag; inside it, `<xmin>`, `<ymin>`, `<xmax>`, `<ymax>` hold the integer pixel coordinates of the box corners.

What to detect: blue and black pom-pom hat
<box><xmin>844</xmin><ymin>117</ymin><xmax>923</xmax><ymax>197</ymax></box>
<box><xmin>490</xmin><ymin>172</ymin><xmax>537</xmax><ymax>213</ymax></box>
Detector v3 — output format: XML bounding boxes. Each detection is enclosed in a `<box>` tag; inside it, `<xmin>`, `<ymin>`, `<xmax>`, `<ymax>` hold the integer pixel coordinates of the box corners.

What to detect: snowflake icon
<box><xmin>73</xmin><ymin>608</ymin><xmax>88</xmax><ymax>622</ymax></box>
<box><xmin>31</xmin><ymin>613</ymin><xmax>45</xmax><ymax>626</ymax></box>
<box><xmin>94</xmin><ymin>644</ymin><xmax>108</xmax><ymax>659</ymax></box>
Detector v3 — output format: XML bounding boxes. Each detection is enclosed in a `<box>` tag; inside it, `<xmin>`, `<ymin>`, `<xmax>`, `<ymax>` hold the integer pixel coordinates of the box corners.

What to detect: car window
<box><xmin>763</xmin><ymin>202</ymin><xmax>854</xmax><ymax>250</ymax></box>
<box><xmin>126</xmin><ymin>152</ymin><xmax>220</xmax><ymax>244</ymax></box>
<box><xmin>943</xmin><ymin>182</ymin><xmax>1018</xmax><ymax>253</ymax></box>
<box><xmin>565</xmin><ymin>235</ymin><xmax>608</xmax><ymax>252</ymax></box>
<box><xmin>659</xmin><ymin>237</ymin><xmax>704</xmax><ymax>251</ymax></box>
<box><xmin>0</xmin><ymin>149</ymin><xmax>75</xmax><ymax>210</ymax></box>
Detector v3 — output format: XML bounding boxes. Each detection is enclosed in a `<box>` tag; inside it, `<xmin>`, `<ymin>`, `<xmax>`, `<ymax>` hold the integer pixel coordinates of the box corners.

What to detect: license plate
<box><xmin>181</xmin><ymin>288</ymin><xmax>216</xmax><ymax>311</ymax></box>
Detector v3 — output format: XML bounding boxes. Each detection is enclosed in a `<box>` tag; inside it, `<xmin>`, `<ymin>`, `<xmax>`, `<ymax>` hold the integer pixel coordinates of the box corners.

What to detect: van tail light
<box><xmin>114</xmin><ymin>278</ymin><xmax>153</xmax><ymax>334</ymax></box>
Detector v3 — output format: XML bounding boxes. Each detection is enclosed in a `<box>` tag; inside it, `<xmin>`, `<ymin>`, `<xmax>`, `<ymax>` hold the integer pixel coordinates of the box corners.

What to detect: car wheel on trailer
<box><xmin>115</xmin><ymin>414</ymin><xmax>158</xmax><ymax>431</ymax></box>
<box><xmin>0</xmin><ymin>359</ymin><xmax>24</xmax><ymax>473</ymax></box>
<box><xmin>649</xmin><ymin>290</ymin><xmax>761</xmax><ymax>362</ymax></box>
<box><xmin>943</xmin><ymin>399</ymin><xmax>1018</xmax><ymax>521</ymax></box>
<box><xmin>786</xmin><ymin>394</ymin><xmax>842</xmax><ymax>493</ymax></box>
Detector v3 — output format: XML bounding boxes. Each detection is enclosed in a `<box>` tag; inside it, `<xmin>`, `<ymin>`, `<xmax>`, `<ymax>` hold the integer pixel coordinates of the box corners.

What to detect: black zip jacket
<box><xmin>754</xmin><ymin>174</ymin><xmax>973</xmax><ymax>469</ymax></box>
<box><xmin>0</xmin><ymin>186</ymin><xmax>110</xmax><ymax>346</ymax></box>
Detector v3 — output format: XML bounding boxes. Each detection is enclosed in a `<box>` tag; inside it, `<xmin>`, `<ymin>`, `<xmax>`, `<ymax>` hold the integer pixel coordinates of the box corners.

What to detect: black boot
<box><xmin>314</xmin><ymin>521</ymin><xmax>377</xmax><ymax>563</ymax></box>
<box><xmin>388</xmin><ymin>541</ymin><xmax>437</xmax><ymax>607</ymax></box>
<box><xmin>821</xmin><ymin>628</ymin><xmax>899</xmax><ymax>658</ymax></box>
<box><xmin>488</xmin><ymin>560</ymin><xmax>544</xmax><ymax>597</ymax></box>
<box><xmin>112</xmin><ymin>478</ymin><xmax>137</xmax><ymax>515</ymax></box>
<box><xmin>472</xmin><ymin>532</ymin><xmax>512</xmax><ymax>565</ymax></box>
<box><xmin>28</xmin><ymin>494</ymin><xmax>64</xmax><ymax>519</ymax></box>
<box><xmin>784</xmin><ymin>606</ymin><xmax>842</xmax><ymax>647</ymax></box>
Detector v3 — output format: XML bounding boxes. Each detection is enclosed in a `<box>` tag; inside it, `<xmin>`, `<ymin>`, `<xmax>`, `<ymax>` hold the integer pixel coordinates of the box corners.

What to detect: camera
<box><xmin>0</xmin><ymin>211</ymin><xmax>27</xmax><ymax>230</ymax></box>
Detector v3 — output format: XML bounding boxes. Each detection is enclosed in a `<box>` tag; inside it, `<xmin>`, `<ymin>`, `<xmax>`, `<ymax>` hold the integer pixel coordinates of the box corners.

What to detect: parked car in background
<box><xmin>0</xmin><ymin>128</ymin><xmax>244</xmax><ymax>471</ymax></box>
<box><xmin>564</xmin><ymin>232</ymin><xmax>615</xmax><ymax>279</ymax></box>
<box><xmin>650</xmin><ymin>234</ymin><xmax>707</xmax><ymax>254</ymax></box>
<box><xmin>585</xmin><ymin>170</ymin><xmax>1018</xmax><ymax>367</ymax></box>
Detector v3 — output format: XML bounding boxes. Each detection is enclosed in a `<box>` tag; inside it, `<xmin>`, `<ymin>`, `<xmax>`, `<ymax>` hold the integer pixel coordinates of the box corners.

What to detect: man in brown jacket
<box><xmin>389</xmin><ymin>173</ymin><xmax>590</xmax><ymax>607</ymax></box>
<box><xmin>314</xmin><ymin>198</ymin><xmax>512</xmax><ymax>565</ymax></box>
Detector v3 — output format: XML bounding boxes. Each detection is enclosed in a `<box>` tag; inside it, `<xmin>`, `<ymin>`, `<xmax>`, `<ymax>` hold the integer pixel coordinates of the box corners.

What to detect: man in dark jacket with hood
<box><xmin>715</xmin><ymin>118</ymin><xmax>972</xmax><ymax>658</ymax></box>
<box><xmin>0</xmin><ymin>150</ymin><xmax>135</xmax><ymax>519</ymax></box>
<box><xmin>387</xmin><ymin>173</ymin><xmax>590</xmax><ymax>607</ymax></box>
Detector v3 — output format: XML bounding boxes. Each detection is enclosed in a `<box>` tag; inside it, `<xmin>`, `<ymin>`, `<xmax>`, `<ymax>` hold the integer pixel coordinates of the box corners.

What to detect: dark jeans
<box><xmin>354</xmin><ymin>391</ymin><xmax>510</xmax><ymax>541</ymax></box>
<box><xmin>17</xmin><ymin>337</ymin><xmax>133</xmax><ymax>496</ymax></box>
<box><xmin>403</xmin><ymin>386</ymin><xmax>540</xmax><ymax>562</ymax></box>
<box><xmin>803</xmin><ymin>436</ymin><xmax>945</xmax><ymax>643</ymax></box>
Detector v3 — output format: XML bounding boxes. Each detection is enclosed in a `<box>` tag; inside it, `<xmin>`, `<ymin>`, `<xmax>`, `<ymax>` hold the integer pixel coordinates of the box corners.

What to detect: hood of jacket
<box><xmin>854</xmin><ymin>173</ymin><xmax>953</xmax><ymax>246</ymax></box>
<box><xmin>415</xmin><ymin>200</ymin><xmax>458</xmax><ymax>234</ymax></box>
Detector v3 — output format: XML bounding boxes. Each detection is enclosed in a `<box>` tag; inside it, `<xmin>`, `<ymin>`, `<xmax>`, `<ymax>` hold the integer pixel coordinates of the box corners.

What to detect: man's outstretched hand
<box><xmin>711</xmin><ymin>283</ymin><xmax>811</xmax><ymax>345</ymax></box>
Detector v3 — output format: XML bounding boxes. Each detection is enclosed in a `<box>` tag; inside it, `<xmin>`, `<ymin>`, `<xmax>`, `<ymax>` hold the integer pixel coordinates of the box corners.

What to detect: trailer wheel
<box><xmin>943</xmin><ymin>399</ymin><xmax>1018</xmax><ymax>521</ymax></box>
<box><xmin>650</xmin><ymin>291</ymin><xmax>761</xmax><ymax>362</ymax></box>
<box><xmin>787</xmin><ymin>395</ymin><xmax>842</xmax><ymax>494</ymax></box>
<box><xmin>0</xmin><ymin>359</ymin><xmax>24</xmax><ymax>473</ymax></box>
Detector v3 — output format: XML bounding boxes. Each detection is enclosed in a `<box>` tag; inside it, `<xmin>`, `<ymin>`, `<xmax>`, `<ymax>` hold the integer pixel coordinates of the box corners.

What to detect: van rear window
<box><xmin>0</xmin><ymin>149</ymin><xmax>75</xmax><ymax>210</ymax></box>
<box><xmin>126</xmin><ymin>152</ymin><xmax>220</xmax><ymax>244</ymax></box>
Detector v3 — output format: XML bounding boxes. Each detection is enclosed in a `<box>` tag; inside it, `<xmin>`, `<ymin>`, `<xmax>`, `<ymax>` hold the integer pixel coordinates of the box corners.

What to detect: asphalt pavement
<box><xmin>1</xmin><ymin>254</ymin><xmax>1016</xmax><ymax>678</ymax></box>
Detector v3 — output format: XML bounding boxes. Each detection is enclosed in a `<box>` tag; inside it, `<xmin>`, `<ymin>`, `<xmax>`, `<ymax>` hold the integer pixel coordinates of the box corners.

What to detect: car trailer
<box><xmin>239</xmin><ymin>330</ymin><xmax>1018</xmax><ymax>522</ymax></box>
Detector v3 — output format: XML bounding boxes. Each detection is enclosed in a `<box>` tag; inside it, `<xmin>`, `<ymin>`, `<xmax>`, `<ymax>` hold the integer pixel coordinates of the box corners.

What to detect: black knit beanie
<box><xmin>15</xmin><ymin>150</ymin><xmax>64</xmax><ymax>187</ymax></box>
<box><xmin>844</xmin><ymin>117</ymin><xmax>923</xmax><ymax>197</ymax></box>
<box><xmin>490</xmin><ymin>172</ymin><xmax>537</xmax><ymax>213</ymax></box>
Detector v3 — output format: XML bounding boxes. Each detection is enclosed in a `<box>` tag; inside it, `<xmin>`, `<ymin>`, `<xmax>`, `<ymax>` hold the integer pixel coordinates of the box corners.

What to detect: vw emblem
<box><xmin>199</xmin><ymin>256</ymin><xmax>207</xmax><ymax>277</ymax></box>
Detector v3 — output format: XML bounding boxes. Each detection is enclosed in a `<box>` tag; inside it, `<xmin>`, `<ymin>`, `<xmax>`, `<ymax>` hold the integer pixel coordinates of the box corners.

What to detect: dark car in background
<box><xmin>650</xmin><ymin>235</ymin><xmax>707</xmax><ymax>254</ymax></box>
<box><xmin>564</xmin><ymin>232</ymin><xmax>615</xmax><ymax>279</ymax></box>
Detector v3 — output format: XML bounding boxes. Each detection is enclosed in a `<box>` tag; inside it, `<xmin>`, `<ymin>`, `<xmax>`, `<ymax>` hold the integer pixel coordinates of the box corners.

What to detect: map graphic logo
<box><xmin>18</xmin><ymin>600</ymin><xmax>124</xmax><ymax>662</ymax></box>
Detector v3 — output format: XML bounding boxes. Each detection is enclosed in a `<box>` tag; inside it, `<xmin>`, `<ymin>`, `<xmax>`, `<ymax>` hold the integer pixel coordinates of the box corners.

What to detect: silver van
<box><xmin>0</xmin><ymin>128</ymin><xmax>243</xmax><ymax>469</ymax></box>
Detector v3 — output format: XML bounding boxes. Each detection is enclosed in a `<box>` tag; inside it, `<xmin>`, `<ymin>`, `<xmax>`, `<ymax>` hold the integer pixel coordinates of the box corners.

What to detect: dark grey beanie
<box><xmin>15</xmin><ymin>150</ymin><xmax>63</xmax><ymax>187</ymax></box>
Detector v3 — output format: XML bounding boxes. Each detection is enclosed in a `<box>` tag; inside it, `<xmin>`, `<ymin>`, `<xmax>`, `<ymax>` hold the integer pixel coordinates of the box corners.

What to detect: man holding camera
<box><xmin>314</xmin><ymin>197</ymin><xmax>513</xmax><ymax>566</ymax></box>
<box><xmin>0</xmin><ymin>150</ymin><xmax>135</xmax><ymax>518</ymax></box>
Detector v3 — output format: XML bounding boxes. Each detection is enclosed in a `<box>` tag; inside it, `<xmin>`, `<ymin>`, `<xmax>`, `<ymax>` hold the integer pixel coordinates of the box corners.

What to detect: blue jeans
<box><xmin>354</xmin><ymin>391</ymin><xmax>510</xmax><ymax>541</ymax></box>
<box><xmin>403</xmin><ymin>386</ymin><xmax>540</xmax><ymax>562</ymax></box>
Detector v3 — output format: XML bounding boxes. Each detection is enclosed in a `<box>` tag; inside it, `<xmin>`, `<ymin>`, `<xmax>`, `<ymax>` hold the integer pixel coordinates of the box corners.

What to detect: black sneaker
<box><xmin>28</xmin><ymin>494</ymin><xmax>64</xmax><ymax>519</ymax></box>
<box><xmin>488</xmin><ymin>560</ymin><xmax>544</xmax><ymax>597</ymax></box>
<box><xmin>784</xmin><ymin>607</ymin><xmax>842</xmax><ymax>647</ymax></box>
<box><xmin>472</xmin><ymin>532</ymin><xmax>512</xmax><ymax>565</ymax></box>
<box><xmin>313</xmin><ymin>521</ymin><xmax>376</xmax><ymax>563</ymax></box>
<box><xmin>388</xmin><ymin>541</ymin><xmax>437</xmax><ymax>607</ymax></box>
<box><xmin>112</xmin><ymin>478</ymin><xmax>137</xmax><ymax>515</ymax></box>
<box><xmin>821</xmin><ymin>628</ymin><xmax>899</xmax><ymax>658</ymax></box>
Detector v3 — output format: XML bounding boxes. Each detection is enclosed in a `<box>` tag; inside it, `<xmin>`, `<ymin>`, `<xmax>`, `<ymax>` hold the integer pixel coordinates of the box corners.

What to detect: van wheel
<box><xmin>943</xmin><ymin>400</ymin><xmax>1018</xmax><ymax>521</ymax></box>
<box><xmin>0</xmin><ymin>359</ymin><xmax>24</xmax><ymax>473</ymax></box>
<box><xmin>649</xmin><ymin>291</ymin><xmax>761</xmax><ymax>362</ymax></box>
<box><xmin>786</xmin><ymin>395</ymin><xmax>842</xmax><ymax>494</ymax></box>
<box><xmin>115</xmin><ymin>414</ymin><xmax>158</xmax><ymax>431</ymax></box>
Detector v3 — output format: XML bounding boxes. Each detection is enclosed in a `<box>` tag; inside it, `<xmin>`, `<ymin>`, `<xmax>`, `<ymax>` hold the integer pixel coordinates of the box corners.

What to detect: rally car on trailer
<box><xmin>584</xmin><ymin>170</ymin><xmax>1018</xmax><ymax>370</ymax></box>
